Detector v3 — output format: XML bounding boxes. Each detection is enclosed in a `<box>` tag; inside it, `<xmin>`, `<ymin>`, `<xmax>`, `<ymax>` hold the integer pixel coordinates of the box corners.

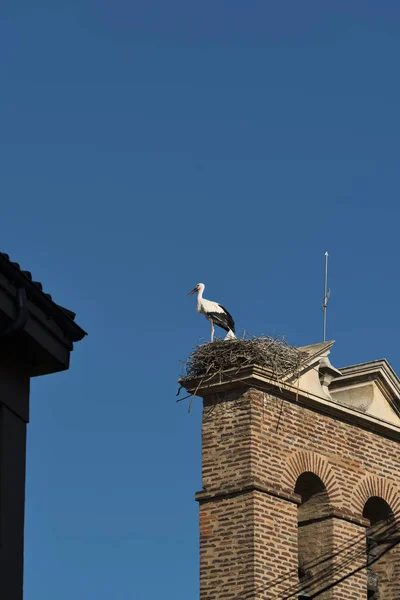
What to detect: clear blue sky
<box><xmin>1</xmin><ymin>2</ymin><xmax>400</xmax><ymax>598</ymax></box>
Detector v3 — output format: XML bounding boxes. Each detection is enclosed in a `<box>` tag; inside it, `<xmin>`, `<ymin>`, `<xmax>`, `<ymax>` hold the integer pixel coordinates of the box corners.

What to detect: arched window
<box><xmin>295</xmin><ymin>472</ymin><xmax>333</xmax><ymax>598</ymax></box>
<box><xmin>363</xmin><ymin>497</ymin><xmax>399</xmax><ymax>599</ymax></box>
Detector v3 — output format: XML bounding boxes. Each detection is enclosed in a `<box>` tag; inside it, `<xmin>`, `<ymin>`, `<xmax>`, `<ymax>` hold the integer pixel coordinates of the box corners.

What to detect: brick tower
<box><xmin>182</xmin><ymin>341</ymin><xmax>400</xmax><ymax>599</ymax></box>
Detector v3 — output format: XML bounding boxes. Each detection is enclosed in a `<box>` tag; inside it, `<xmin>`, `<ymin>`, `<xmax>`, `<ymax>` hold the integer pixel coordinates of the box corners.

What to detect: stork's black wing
<box><xmin>211</xmin><ymin>304</ymin><xmax>235</xmax><ymax>333</ymax></box>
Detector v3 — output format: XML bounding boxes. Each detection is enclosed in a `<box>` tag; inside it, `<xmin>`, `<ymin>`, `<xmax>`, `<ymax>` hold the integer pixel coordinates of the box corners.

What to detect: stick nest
<box><xmin>180</xmin><ymin>336</ymin><xmax>308</xmax><ymax>386</ymax></box>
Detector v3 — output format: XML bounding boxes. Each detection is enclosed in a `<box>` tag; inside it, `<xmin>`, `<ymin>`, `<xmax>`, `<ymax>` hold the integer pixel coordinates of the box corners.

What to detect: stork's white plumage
<box><xmin>187</xmin><ymin>283</ymin><xmax>236</xmax><ymax>341</ymax></box>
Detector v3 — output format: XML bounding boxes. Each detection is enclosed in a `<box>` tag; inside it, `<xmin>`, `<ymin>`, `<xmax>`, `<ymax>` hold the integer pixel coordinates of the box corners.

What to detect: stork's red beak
<box><xmin>187</xmin><ymin>286</ymin><xmax>198</xmax><ymax>297</ymax></box>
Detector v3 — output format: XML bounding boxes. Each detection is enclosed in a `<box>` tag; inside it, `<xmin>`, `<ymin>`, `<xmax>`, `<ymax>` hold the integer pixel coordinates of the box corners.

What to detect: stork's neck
<box><xmin>196</xmin><ymin>286</ymin><xmax>204</xmax><ymax>312</ymax></box>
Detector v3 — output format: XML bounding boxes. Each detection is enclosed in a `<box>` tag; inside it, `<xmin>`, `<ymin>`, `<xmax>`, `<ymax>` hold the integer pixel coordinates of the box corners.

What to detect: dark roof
<box><xmin>0</xmin><ymin>252</ymin><xmax>87</xmax><ymax>342</ymax></box>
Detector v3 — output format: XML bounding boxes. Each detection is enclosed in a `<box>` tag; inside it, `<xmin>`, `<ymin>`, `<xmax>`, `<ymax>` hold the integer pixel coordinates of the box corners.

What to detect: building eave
<box><xmin>297</xmin><ymin>340</ymin><xmax>335</xmax><ymax>360</ymax></box>
<box><xmin>0</xmin><ymin>252</ymin><xmax>86</xmax><ymax>342</ymax></box>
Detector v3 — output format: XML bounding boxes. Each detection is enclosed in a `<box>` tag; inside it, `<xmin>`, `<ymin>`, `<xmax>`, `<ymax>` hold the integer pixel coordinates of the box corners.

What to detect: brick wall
<box><xmin>253</xmin><ymin>491</ymin><xmax>298</xmax><ymax>599</ymax></box>
<box><xmin>199</xmin><ymin>493</ymin><xmax>255</xmax><ymax>599</ymax></box>
<box><xmin>194</xmin><ymin>383</ymin><xmax>400</xmax><ymax>599</ymax></box>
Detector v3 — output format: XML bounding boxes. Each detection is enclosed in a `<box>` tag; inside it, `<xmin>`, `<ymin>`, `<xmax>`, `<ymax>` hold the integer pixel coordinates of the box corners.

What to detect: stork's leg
<box><xmin>211</xmin><ymin>322</ymin><xmax>214</xmax><ymax>342</ymax></box>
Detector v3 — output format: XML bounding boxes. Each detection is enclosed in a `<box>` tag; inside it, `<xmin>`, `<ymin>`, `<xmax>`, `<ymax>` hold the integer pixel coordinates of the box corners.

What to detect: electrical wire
<box><xmin>278</xmin><ymin>520</ymin><xmax>400</xmax><ymax>600</ymax></box>
<box><xmin>310</xmin><ymin>532</ymin><xmax>400</xmax><ymax>598</ymax></box>
<box><xmin>231</xmin><ymin>518</ymin><xmax>399</xmax><ymax>600</ymax></box>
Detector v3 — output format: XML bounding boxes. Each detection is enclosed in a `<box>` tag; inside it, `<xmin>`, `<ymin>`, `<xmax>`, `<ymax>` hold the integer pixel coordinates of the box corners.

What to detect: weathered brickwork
<box><xmin>366</xmin><ymin>518</ymin><xmax>400</xmax><ymax>600</ymax></box>
<box><xmin>199</xmin><ymin>493</ymin><xmax>254</xmax><ymax>599</ymax></box>
<box><xmin>253</xmin><ymin>492</ymin><xmax>298</xmax><ymax>598</ymax></box>
<box><xmin>330</xmin><ymin>519</ymin><xmax>366</xmax><ymax>600</ymax></box>
<box><xmin>194</xmin><ymin>382</ymin><xmax>400</xmax><ymax>599</ymax></box>
<box><xmin>201</xmin><ymin>389</ymin><xmax>253</xmax><ymax>491</ymax></box>
<box><xmin>298</xmin><ymin>510</ymin><xmax>333</xmax><ymax>599</ymax></box>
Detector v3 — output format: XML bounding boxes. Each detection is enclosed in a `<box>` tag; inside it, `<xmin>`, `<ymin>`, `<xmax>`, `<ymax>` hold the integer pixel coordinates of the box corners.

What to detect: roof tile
<box><xmin>0</xmin><ymin>251</ymin><xmax>86</xmax><ymax>341</ymax></box>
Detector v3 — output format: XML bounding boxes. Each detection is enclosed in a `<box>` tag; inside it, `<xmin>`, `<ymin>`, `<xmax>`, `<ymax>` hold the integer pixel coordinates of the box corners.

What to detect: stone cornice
<box><xmin>195</xmin><ymin>479</ymin><xmax>370</xmax><ymax>527</ymax></box>
<box><xmin>195</xmin><ymin>478</ymin><xmax>301</xmax><ymax>505</ymax></box>
<box><xmin>298</xmin><ymin>509</ymin><xmax>369</xmax><ymax>528</ymax></box>
<box><xmin>180</xmin><ymin>365</ymin><xmax>400</xmax><ymax>442</ymax></box>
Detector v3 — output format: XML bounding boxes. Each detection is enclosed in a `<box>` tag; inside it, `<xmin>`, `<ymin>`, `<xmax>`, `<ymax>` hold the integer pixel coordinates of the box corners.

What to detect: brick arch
<box><xmin>282</xmin><ymin>450</ymin><xmax>341</xmax><ymax>503</ymax></box>
<box><xmin>351</xmin><ymin>476</ymin><xmax>400</xmax><ymax>520</ymax></box>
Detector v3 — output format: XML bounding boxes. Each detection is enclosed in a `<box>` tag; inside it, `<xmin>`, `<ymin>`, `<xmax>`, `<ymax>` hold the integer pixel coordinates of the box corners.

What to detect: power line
<box><xmin>233</xmin><ymin>526</ymin><xmax>368</xmax><ymax>600</ymax></box>
<box><xmin>280</xmin><ymin>519</ymin><xmax>399</xmax><ymax>599</ymax></box>
<box><xmin>279</xmin><ymin>519</ymin><xmax>400</xmax><ymax>600</ymax></box>
<box><xmin>232</xmin><ymin>518</ymin><xmax>399</xmax><ymax>600</ymax></box>
<box><xmin>311</xmin><ymin>531</ymin><xmax>400</xmax><ymax>598</ymax></box>
<box><xmin>271</xmin><ymin>528</ymin><xmax>369</xmax><ymax>600</ymax></box>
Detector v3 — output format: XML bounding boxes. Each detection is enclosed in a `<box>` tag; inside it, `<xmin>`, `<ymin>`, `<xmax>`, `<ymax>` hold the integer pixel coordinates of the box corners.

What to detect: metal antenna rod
<box><xmin>323</xmin><ymin>251</ymin><xmax>330</xmax><ymax>341</ymax></box>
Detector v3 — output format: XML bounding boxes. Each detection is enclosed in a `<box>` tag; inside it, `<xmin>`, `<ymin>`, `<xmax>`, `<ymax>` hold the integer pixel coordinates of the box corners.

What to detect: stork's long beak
<box><xmin>186</xmin><ymin>286</ymin><xmax>198</xmax><ymax>297</ymax></box>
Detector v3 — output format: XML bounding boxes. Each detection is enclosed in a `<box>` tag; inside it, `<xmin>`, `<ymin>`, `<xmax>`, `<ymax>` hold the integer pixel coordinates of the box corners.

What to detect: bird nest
<box><xmin>180</xmin><ymin>335</ymin><xmax>307</xmax><ymax>388</ymax></box>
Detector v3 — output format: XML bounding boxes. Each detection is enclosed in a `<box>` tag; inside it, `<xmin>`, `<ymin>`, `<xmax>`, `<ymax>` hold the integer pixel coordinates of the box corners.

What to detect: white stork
<box><xmin>187</xmin><ymin>283</ymin><xmax>236</xmax><ymax>341</ymax></box>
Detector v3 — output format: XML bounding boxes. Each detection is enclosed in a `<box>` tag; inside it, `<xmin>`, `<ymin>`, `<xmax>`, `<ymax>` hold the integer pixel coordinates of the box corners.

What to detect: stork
<box><xmin>187</xmin><ymin>283</ymin><xmax>236</xmax><ymax>341</ymax></box>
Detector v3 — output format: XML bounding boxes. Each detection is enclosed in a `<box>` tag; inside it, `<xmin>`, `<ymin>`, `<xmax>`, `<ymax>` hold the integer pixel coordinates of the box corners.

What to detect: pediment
<box><xmin>329</xmin><ymin>360</ymin><xmax>400</xmax><ymax>427</ymax></box>
<box><xmin>291</xmin><ymin>343</ymin><xmax>400</xmax><ymax>428</ymax></box>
